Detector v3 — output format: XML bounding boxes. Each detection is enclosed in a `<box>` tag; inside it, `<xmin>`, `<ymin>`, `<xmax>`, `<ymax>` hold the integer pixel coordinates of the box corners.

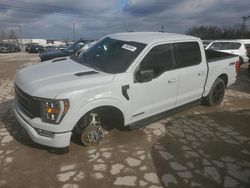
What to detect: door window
<box><xmin>139</xmin><ymin>44</ymin><xmax>174</xmax><ymax>78</ymax></box>
<box><xmin>174</xmin><ymin>42</ymin><xmax>201</xmax><ymax>68</ymax></box>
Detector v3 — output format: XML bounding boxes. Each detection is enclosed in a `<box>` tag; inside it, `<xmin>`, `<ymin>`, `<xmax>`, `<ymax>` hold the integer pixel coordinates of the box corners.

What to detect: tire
<box><xmin>75</xmin><ymin>112</ymin><xmax>104</xmax><ymax>147</ymax></box>
<box><xmin>248</xmin><ymin>64</ymin><xmax>250</xmax><ymax>77</ymax></box>
<box><xmin>81</xmin><ymin>125</ymin><xmax>104</xmax><ymax>147</ymax></box>
<box><xmin>239</xmin><ymin>57</ymin><xmax>244</xmax><ymax>65</ymax></box>
<box><xmin>204</xmin><ymin>78</ymin><xmax>225</xmax><ymax>106</ymax></box>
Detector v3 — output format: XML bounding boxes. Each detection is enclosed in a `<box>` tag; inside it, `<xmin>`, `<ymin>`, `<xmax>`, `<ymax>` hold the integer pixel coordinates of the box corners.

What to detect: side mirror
<box><xmin>136</xmin><ymin>69</ymin><xmax>154</xmax><ymax>83</ymax></box>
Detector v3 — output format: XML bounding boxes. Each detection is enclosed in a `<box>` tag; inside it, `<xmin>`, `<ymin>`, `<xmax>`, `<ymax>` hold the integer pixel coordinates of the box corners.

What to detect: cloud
<box><xmin>0</xmin><ymin>0</ymin><xmax>249</xmax><ymax>39</ymax></box>
<box><xmin>123</xmin><ymin>0</ymin><xmax>175</xmax><ymax>15</ymax></box>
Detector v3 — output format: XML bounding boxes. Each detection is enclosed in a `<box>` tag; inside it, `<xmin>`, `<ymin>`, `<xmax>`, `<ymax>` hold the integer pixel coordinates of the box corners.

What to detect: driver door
<box><xmin>128</xmin><ymin>43</ymin><xmax>179</xmax><ymax>123</ymax></box>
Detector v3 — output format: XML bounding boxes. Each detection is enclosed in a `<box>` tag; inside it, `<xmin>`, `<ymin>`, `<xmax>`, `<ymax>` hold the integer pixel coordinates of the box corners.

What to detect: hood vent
<box><xmin>74</xmin><ymin>71</ymin><xmax>98</xmax><ymax>76</ymax></box>
<box><xmin>52</xmin><ymin>58</ymin><xmax>67</xmax><ymax>62</ymax></box>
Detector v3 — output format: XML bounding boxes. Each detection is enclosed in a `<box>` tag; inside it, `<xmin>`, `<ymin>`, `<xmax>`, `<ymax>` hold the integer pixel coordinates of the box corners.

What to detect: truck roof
<box><xmin>108</xmin><ymin>32</ymin><xmax>199</xmax><ymax>44</ymax></box>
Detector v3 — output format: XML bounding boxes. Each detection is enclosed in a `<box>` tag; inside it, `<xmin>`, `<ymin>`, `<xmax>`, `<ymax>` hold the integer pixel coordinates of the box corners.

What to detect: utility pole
<box><xmin>18</xmin><ymin>24</ymin><xmax>23</xmax><ymax>51</ymax></box>
<box><xmin>73</xmin><ymin>22</ymin><xmax>75</xmax><ymax>41</ymax></box>
<box><xmin>241</xmin><ymin>16</ymin><xmax>250</xmax><ymax>39</ymax></box>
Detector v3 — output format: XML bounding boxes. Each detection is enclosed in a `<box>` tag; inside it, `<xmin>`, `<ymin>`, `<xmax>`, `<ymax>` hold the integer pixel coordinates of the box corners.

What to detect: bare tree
<box><xmin>8</xmin><ymin>29</ymin><xmax>17</xmax><ymax>40</ymax></box>
<box><xmin>0</xmin><ymin>31</ymin><xmax>7</xmax><ymax>41</ymax></box>
<box><xmin>186</xmin><ymin>25</ymin><xmax>250</xmax><ymax>39</ymax></box>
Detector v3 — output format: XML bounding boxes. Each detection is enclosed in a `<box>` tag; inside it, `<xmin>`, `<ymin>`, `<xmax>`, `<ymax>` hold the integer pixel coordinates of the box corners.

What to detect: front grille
<box><xmin>15</xmin><ymin>84</ymin><xmax>41</xmax><ymax>118</ymax></box>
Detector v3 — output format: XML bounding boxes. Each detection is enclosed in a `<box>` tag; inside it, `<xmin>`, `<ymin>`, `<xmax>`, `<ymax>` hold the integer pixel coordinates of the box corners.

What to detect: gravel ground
<box><xmin>0</xmin><ymin>53</ymin><xmax>250</xmax><ymax>188</ymax></box>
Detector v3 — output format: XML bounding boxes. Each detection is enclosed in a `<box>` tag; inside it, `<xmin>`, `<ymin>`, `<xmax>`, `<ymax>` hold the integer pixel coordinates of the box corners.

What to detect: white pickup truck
<box><xmin>13</xmin><ymin>32</ymin><xmax>240</xmax><ymax>150</ymax></box>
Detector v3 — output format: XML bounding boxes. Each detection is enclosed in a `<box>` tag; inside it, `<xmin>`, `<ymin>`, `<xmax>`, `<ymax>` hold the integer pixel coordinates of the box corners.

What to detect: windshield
<box><xmin>77</xmin><ymin>37</ymin><xmax>146</xmax><ymax>73</ymax></box>
<box><xmin>208</xmin><ymin>42</ymin><xmax>241</xmax><ymax>50</ymax></box>
<box><xmin>65</xmin><ymin>41</ymin><xmax>85</xmax><ymax>53</ymax></box>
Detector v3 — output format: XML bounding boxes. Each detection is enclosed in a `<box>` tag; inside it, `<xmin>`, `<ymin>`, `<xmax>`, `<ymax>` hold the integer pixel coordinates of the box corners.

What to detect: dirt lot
<box><xmin>0</xmin><ymin>53</ymin><xmax>250</xmax><ymax>188</ymax></box>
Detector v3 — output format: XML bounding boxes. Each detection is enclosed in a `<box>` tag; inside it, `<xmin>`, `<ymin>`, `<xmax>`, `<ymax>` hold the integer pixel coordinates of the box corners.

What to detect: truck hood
<box><xmin>15</xmin><ymin>57</ymin><xmax>115</xmax><ymax>98</ymax></box>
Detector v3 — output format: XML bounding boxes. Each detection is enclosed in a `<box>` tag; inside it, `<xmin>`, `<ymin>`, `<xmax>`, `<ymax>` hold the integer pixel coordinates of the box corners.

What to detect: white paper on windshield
<box><xmin>122</xmin><ymin>44</ymin><xmax>137</xmax><ymax>52</ymax></box>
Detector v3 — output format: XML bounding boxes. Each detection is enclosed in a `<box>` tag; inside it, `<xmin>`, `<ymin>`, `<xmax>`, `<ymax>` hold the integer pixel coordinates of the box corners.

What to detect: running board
<box><xmin>128</xmin><ymin>99</ymin><xmax>201</xmax><ymax>129</ymax></box>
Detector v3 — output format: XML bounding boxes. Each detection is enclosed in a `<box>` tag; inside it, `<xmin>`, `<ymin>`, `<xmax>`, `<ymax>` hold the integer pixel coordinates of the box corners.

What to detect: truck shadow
<box><xmin>151</xmin><ymin>109</ymin><xmax>250</xmax><ymax>188</ymax></box>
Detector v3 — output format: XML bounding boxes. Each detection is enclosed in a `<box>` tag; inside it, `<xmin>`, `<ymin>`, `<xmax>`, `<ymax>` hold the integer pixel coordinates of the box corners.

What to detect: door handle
<box><xmin>168</xmin><ymin>78</ymin><xmax>177</xmax><ymax>83</ymax></box>
<box><xmin>198</xmin><ymin>71</ymin><xmax>205</xmax><ymax>76</ymax></box>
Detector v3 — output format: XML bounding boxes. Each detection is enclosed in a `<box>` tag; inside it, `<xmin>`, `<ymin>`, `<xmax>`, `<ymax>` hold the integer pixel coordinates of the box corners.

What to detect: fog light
<box><xmin>35</xmin><ymin>128</ymin><xmax>55</xmax><ymax>138</ymax></box>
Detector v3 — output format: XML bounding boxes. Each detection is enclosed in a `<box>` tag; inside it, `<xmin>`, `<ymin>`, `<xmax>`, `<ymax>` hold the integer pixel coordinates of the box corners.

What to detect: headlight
<box><xmin>41</xmin><ymin>99</ymin><xmax>69</xmax><ymax>124</ymax></box>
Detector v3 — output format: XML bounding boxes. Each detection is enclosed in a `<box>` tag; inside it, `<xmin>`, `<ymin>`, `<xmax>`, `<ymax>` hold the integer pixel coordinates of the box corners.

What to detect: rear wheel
<box><xmin>204</xmin><ymin>78</ymin><xmax>225</xmax><ymax>106</ymax></box>
<box><xmin>239</xmin><ymin>57</ymin><xmax>244</xmax><ymax>65</ymax></box>
<box><xmin>248</xmin><ymin>64</ymin><xmax>250</xmax><ymax>77</ymax></box>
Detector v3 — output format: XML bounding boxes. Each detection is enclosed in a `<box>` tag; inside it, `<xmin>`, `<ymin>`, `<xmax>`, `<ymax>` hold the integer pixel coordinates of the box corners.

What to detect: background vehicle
<box><xmin>0</xmin><ymin>42</ymin><xmax>21</xmax><ymax>53</ymax></box>
<box><xmin>76</xmin><ymin>41</ymin><xmax>97</xmax><ymax>56</ymax></box>
<box><xmin>202</xmin><ymin>40</ymin><xmax>213</xmax><ymax>48</ymax></box>
<box><xmin>39</xmin><ymin>39</ymin><xmax>93</xmax><ymax>62</ymax></box>
<box><xmin>238</xmin><ymin>39</ymin><xmax>250</xmax><ymax>58</ymax></box>
<box><xmin>25</xmin><ymin>43</ymin><xmax>44</xmax><ymax>53</ymax></box>
<box><xmin>206</xmin><ymin>40</ymin><xmax>248</xmax><ymax>64</ymax></box>
<box><xmin>44</xmin><ymin>45</ymin><xmax>60</xmax><ymax>52</ymax></box>
<box><xmin>25</xmin><ymin>43</ymin><xmax>35</xmax><ymax>52</ymax></box>
<box><xmin>14</xmin><ymin>32</ymin><xmax>239</xmax><ymax>150</ymax></box>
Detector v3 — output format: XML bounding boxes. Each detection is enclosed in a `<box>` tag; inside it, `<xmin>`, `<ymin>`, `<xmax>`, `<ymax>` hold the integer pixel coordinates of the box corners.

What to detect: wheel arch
<box><xmin>239</xmin><ymin>56</ymin><xmax>243</xmax><ymax>65</ymax></box>
<box><xmin>74</xmin><ymin>99</ymin><xmax>127</xmax><ymax>129</ymax></box>
<box><xmin>218</xmin><ymin>73</ymin><xmax>228</xmax><ymax>87</ymax></box>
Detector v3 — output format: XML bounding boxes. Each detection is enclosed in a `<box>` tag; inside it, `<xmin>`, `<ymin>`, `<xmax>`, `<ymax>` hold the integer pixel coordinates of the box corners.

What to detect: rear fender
<box><xmin>204</xmin><ymin>67</ymin><xmax>231</xmax><ymax>97</ymax></box>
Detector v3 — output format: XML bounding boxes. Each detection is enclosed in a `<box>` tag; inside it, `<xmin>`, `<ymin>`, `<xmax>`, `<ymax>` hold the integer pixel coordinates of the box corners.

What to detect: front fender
<box><xmin>74</xmin><ymin>98</ymin><xmax>128</xmax><ymax>126</ymax></box>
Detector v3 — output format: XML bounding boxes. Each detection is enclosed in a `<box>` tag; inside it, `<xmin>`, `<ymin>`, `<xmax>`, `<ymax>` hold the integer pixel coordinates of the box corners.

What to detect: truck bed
<box><xmin>203</xmin><ymin>49</ymin><xmax>239</xmax><ymax>98</ymax></box>
<box><xmin>205</xmin><ymin>49</ymin><xmax>238</xmax><ymax>63</ymax></box>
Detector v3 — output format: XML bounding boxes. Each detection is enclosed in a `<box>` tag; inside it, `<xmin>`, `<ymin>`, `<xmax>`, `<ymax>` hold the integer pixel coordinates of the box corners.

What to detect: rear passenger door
<box><xmin>173</xmin><ymin>42</ymin><xmax>207</xmax><ymax>106</ymax></box>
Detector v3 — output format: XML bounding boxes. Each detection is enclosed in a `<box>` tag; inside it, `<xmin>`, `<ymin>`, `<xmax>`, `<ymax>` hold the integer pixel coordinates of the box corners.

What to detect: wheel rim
<box><xmin>81</xmin><ymin>125</ymin><xmax>104</xmax><ymax>146</ymax></box>
<box><xmin>86</xmin><ymin>129</ymin><xmax>102</xmax><ymax>144</ymax></box>
<box><xmin>212</xmin><ymin>82</ymin><xmax>224</xmax><ymax>105</ymax></box>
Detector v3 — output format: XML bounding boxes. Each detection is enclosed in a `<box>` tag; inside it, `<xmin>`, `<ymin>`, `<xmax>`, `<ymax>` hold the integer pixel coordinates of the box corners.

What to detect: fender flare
<box><xmin>204</xmin><ymin>67</ymin><xmax>230</xmax><ymax>97</ymax></box>
<box><xmin>73</xmin><ymin>98</ymin><xmax>128</xmax><ymax>127</ymax></box>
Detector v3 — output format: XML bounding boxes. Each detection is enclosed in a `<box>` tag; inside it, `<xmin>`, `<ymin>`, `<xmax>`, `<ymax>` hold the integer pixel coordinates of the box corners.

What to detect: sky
<box><xmin>0</xmin><ymin>0</ymin><xmax>250</xmax><ymax>40</ymax></box>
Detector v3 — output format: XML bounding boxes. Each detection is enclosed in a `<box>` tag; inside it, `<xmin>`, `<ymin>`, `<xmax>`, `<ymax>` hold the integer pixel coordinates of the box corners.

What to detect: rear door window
<box><xmin>174</xmin><ymin>42</ymin><xmax>201</xmax><ymax>68</ymax></box>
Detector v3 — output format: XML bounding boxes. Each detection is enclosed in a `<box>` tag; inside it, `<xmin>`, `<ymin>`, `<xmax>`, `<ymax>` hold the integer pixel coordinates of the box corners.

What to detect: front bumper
<box><xmin>13</xmin><ymin>101</ymin><xmax>72</xmax><ymax>148</ymax></box>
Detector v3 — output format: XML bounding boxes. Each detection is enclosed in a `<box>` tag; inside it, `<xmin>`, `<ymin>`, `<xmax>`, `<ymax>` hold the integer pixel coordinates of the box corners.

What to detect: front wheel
<box><xmin>81</xmin><ymin>125</ymin><xmax>104</xmax><ymax>147</ymax></box>
<box><xmin>77</xmin><ymin>112</ymin><xmax>105</xmax><ymax>147</ymax></box>
<box><xmin>204</xmin><ymin>78</ymin><xmax>225</xmax><ymax>106</ymax></box>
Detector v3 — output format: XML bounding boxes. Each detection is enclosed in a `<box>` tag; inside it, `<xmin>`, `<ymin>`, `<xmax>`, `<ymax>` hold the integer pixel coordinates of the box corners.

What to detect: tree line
<box><xmin>186</xmin><ymin>25</ymin><xmax>250</xmax><ymax>40</ymax></box>
<box><xmin>1</xmin><ymin>25</ymin><xmax>250</xmax><ymax>42</ymax></box>
<box><xmin>0</xmin><ymin>29</ymin><xmax>17</xmax><ymax>41</ymax></box>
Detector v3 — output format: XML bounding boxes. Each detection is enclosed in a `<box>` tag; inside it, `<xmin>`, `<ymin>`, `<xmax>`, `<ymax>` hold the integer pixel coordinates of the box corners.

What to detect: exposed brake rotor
<box><xmin>81</xmin><ymin>125</ymin><xmax>104</xmax><ymax>146</ymax></box>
